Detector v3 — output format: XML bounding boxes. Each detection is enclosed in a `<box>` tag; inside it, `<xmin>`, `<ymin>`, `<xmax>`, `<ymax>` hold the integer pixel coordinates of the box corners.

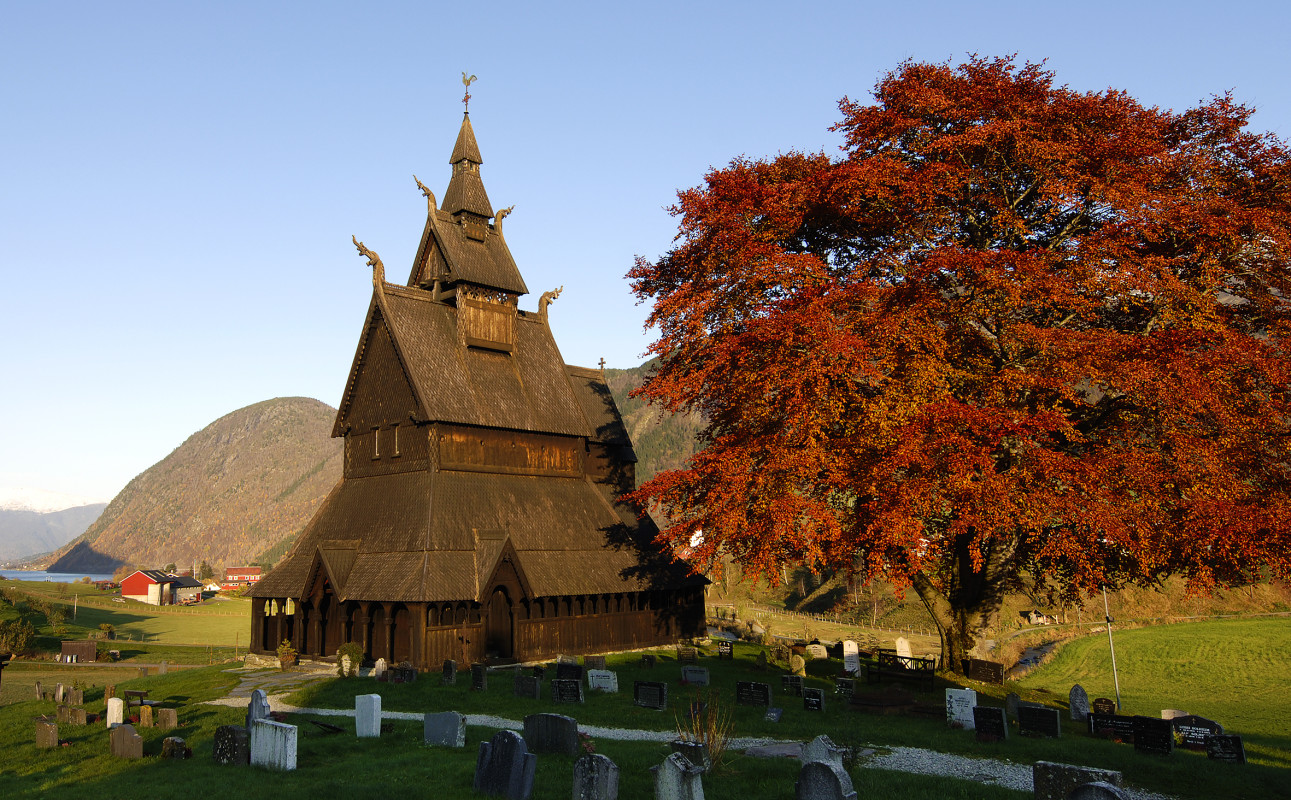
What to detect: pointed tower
<box><xmin>247</xmin><ymin>107</ymin><xmax>705</xmax><ymax>668</ymax></box>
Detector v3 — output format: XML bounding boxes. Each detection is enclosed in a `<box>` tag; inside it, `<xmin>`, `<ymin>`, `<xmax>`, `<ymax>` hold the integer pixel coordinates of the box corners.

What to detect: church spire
<box><xmin>443</xmin><ymin>112</ymin><xmax>493</xmax><ymax>219</ymax></box>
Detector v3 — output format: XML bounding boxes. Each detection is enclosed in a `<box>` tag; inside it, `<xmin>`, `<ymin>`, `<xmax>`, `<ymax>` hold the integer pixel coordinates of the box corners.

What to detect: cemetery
<box><xmin>1</xmin><ymin>622</ymin><xmax>1287</xmax><ymax>800</ymax></box>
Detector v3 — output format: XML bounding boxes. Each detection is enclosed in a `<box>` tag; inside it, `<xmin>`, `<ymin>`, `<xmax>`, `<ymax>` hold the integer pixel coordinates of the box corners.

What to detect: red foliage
<box><xmin>629</xmin><ymin>56</ymin><xmax>1291</xmax><ymax>667</ymax></box>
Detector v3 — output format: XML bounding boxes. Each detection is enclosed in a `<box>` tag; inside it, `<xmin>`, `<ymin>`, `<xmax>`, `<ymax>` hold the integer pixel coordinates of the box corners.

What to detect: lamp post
<box><xmin>1102</xmin><ymin>586</ymin><xmax>1123</xmax><ymax>710</ymax></box>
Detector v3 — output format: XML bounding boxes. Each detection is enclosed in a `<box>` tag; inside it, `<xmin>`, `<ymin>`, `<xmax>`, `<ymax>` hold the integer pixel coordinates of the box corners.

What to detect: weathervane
<box><xmin>462</xmin><ymin>72</ymin><xmax>477</xmax><ymax>111</ymax></box>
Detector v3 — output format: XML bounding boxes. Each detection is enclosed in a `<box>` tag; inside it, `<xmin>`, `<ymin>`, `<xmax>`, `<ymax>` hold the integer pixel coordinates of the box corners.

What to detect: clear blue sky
<box><xmin>2</xmin><ymin>1</ymin><xmax>1288</xmax><ymax>502</ymax></box>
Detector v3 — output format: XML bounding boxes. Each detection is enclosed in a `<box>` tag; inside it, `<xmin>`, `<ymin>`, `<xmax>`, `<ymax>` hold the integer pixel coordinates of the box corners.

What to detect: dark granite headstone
<box><xmin>523</xmin><ymin>712</ymin><xmax>579</xmax><ymax>756</ymax></box>
<box><xmin>633</xmin><ymin>680</ymin><xmax>668</xmax><ymax>710</ymax></box>
<box><xmin>1088</xmin><ymin>713</ymin><xmax>1135</xmax><ymax>742</ymax></box>
<box><xmin>474</xmin><ymin>729</ymin><xmax>537</xmax><ymax>800</ymax></box>
<box><xmin>833</xmin><ymin>677</ymin><xmax>855</xmax><ymax>698</ymax></box>
<box><xmin>36</xmin><ymin>720</ymin><xmax>57</xmax><ymax>748</ymax></box>
<box><xmin>764</xmin><ymin>707</ymin><xmax>783</xmax><ymax>723</ymax></box>
<box><xmin>1204</xmin><ymin>734</ymin><xmax>1246</xmax><ymax>764</ymax></box>
<box><xmin>1004</xmin><ymin>692</ymin><xmax>1021</xmax><ymax>720</ymax></box>
<box><xmin>513</xmin><ymin>674</ymin><xmax>541</xmax><ymax>700</ymax></box>
<box><xmin>803</xmin><ymin>687</ymin><xmax>825</xmax><ymax>712</ymax></box>
<box><xmin>676</xmin><ymin>646</ymin><xmax>699</xmax><ymax>664</ymax></box>
<box><xmin>1132</xmin><ymin>716</ymin><xmax>1174</xmax><ymax>756</ymax></box>
<box><xmin>1032</xmin><ymin>761</ymin><xmax>1124</xmax><ymax>800</ymax></box>
<box><xmin>736</xmin><ymin>681</ymin><xmax>772</xmax><ymax>707</ymax></box>
<box><xmin>781</xmin><ymin>674</ymin><xmax>804</xmax><ymax>697</ymax></box>
<box><xmin>556</xmin><ymin>662</ymin><xmax>584</xmax><ymax>682</ymax></box>
<box><xmin>1069</xmin><ymin>684</ymin><xmax>1090</xmax><ymax>722</ymax></box>
<box><xmin>1091</xmin><ymin>697</ymin><xmax>1116</xmax><ymax>715</ymax></box>
<box><xmin>442</xmin><ymin>659</ymin><xmax>457</xmax><ymax>685</ymax></box>
<box><xmin>531</xmin><ymin>665</ymin><xmax>546</xmax><ymax>680</ymax></box>
<box><xmin>717</xmin><ymin>641</ymin><xmax>733</xmax><ymax>659</ymax></box>
<box><xmin>1018</xmin><ymin>705</ymin><xmax>1062</xmax><ymax>738</ymax></box>
<box><xmin>573</xmin><ymin>752</ymin><xmax>619</xmax><ymax>800</ymax></box>
<box><xmin>640</xmin><ymin>654</ymin><xmax>656</xmax><ymax>669</ymax></box>
<box><xmin>962</xmin><ymin>658</ymin><xmax>1005</xmax><ymax>685</ymax></box>
<box><xmin>551</xmin><ymin>678</ymin><xmax>584</xmax><ymax>704</ymax></box>
<box><xmin>583</xmin><ymin>655</ymin><xmax>606</xmax><ymax>670</ymax></box>
<box><xmin>973</xmin><ymin>706</ymin><xmax>1009</xmax><ymax>742</ymax></box>
<box><xmin>213</xmin><ymin>725</ymin><xmax>250</xmax><ymax>765</ymax></box>
<box><xmin>1171</xmin><ymin>714</ymin><xmax>1222</xmax><ymax>750</ymax></box>
<box><xmin>471</xmin><ymin>662</ymin><xmax>488</xmax><ymax>691</ymax></box>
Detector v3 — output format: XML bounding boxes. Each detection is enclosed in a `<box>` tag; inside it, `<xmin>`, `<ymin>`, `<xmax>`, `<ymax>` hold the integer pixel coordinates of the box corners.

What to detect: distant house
<box><xmin>120</xmin><ymin>570</ymin><xmax>205</xmax><ymax>606</ymax></box>
<box><xmin>223</xmin><ymin>566</ymin><xmax>262</xmax><ymax>585</ymax></box>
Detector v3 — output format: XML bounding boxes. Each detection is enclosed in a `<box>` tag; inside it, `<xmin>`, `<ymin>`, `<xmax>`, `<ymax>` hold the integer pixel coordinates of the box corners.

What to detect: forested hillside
<box><xmin>603</xmin><ymin>358</ymin><xmax>704</xmax><ymax>484</ymax></box>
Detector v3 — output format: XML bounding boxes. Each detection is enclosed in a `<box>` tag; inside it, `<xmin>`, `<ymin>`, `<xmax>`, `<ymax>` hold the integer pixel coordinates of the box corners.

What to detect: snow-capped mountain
<box><xmin>0</xmin><ymin>487</ymin><xmax>107</xmax><ymax>514</ymax></box>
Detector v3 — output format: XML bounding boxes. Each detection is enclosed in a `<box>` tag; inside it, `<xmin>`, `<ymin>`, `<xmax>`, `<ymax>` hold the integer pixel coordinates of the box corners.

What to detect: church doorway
<box><xmin>486</xmin><ymin>587</ymin><xmax>513</xmax><ymax>660</ymax></box>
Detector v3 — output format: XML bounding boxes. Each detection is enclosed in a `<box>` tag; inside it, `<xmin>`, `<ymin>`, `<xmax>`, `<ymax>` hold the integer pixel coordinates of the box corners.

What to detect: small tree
<box><xmin>163</xmin><ymin>563</ymin><xmax>177</xmax><ymax>574</ymax></box>
<box><xmin>198</xmin><ymin>561</ymin><xmax>214</xmax><ymax>581</ymax></box>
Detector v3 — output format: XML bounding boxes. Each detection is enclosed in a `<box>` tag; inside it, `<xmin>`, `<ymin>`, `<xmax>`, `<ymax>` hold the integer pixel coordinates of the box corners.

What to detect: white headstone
<box><xmin>106</xmin><ymin>697</ymin><xmax>125</xmax><ymax>728</ymax></box>
<box><xmin>842</xmin><ymin>640</ymin><xmax>860</xmax><ymax>675</ymax></box>
<box><xmin>249</xmin><ymin>719</ymin><xmax>297</xmax><ymax>771</ymax></box>
<box><xmin>373</xmin><ymin>658</ymin><xmax>388</xmax><ymax>679</ymax></box>
<box><xmin>805</xmin><ymin>644</ymin><xmax>828</xmax><ymax>660</ymax></box>
<box><xmin>356</xmin><ymin>693</ymin><xmax>382</xmax><ymax>737</ymax></box>
<box><xmin>895</xmin><ymin>637</ymin><xmax>912</xmax><ymax>660</ymax></box>
<box><xmin>587</xmin><ymin>669</ymin><xmax>619</xmax><ymax>693</ymax></box>
<box><xmin>247</xmin><ymin>688</ymin><xmax>271</xmax><ymax>729</ymax></box>
<box><xmin>945</xmin><ymin>688</ymin><xmax>977</xmax><ymax>730</ymax></box>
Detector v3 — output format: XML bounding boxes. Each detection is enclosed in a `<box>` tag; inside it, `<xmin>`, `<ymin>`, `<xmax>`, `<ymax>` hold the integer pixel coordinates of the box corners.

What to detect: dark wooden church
<box><xmin>248</xmin><ymin>110</ymin><xmax>705</xmax><ymax>667</ymax></box>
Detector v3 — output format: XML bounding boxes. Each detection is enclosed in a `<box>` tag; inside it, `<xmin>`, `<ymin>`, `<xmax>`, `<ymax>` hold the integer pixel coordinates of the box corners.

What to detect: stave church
<box><xmin>247</xmin><ymin>102</ymin><xmax>705</xmax><ymax>667</ymax></box>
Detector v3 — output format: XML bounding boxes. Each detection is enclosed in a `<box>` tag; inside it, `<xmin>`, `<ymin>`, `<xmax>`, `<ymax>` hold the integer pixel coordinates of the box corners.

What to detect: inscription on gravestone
<box><xmin>973</xmin><ymin>706</ymin><xmax>1008</xmax><ymax>742</ymax></box>
<box><xmin>718</xmin><ymin>641</ymin><xmax>733</xmax><ymax>659</ymax></box>
<box><xmin>1088</xmin><ymin>713</ymin><xmax>1135</xmax><ymax>742</ymax></box>
<box><xmin>764</xmin><ymin>707</ymin><xmax>783</xmax><ymax>722</ymax></box>
<box><xmin>736</xmin><ymin>681</ymin><xmax>772</xmax><ymax>707</ymax></box>
<box><xmin>676</xmin><ymin>646</ymin><xmax>699</xmax><ymax>664</ymax></box>
<box><xmin>834</xmin><ymin>677</ymin><xmax>855</xmax><ymax>698</ymax></box>
<box><xmin>1172</xmin><ymin>715</ymin><xmax>1222</xmax><ymax>750</ymax></box>
<box><xmin>551</xmin><ymin>679</ymin><xmax>583</xmax><ymax>704</ymax></box>
<box><xmin>586</xmin><ymin>669</ymin><xmax>618</xmax><ymax>693</ymax></box>
<box><xmin>1204</xmin><ymin>734</ymin><xmax>1246</xmax><ymax>764</ymax></box>
<box><xmin>945</xmin><ymin>688</ymin><xmax>977</xmax><ymax>730</ymax></box>
<box><xmin>633</xmin><ymin>680</ymin><xmax>668</xmax><ymax>710</ymax></box>
<box><xmin>1018</xmin><ymin>705</ymin><xmax>1061</xmax><ymax>738</ymax></box>
<box><xmin>681</xmin><ymin>665</ymin><xmax>710</xmax><ymax>686</ymax></box>
<box><xmin>962</xmin><ymin>658</ymin><xmax>1005</xmax><ymax>685</ymax></box>
<box><xmin>781</xmin><ymin>675</ymin><xmax>804</xmax><ymax>697</ymax></box>
<box><xmin>1091</xmin><ymin>697</ymin><xmax>1116</xmax><ymax>716</ymax></box>
<box><xmin>803</xmin><ymin>687</ymin><xmax>825</xmax><ymax>712</ymax></box>
<box><xmin>1132</xmin><ymin>716</ymin><xmax>1175</xmax><ymax>756</ymax></box>
<box><xmin>471</xmin><ymin>663</ymin><xmax>488</xmax><ymax>691</ymax></box>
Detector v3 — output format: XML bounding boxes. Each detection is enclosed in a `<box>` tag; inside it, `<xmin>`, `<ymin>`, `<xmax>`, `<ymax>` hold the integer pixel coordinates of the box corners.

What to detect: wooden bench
<box><xmin>865</xmin><ymin>649</ymin><xmax>935</xmax><ymax>691</ymax></box>
<box><xmin>123</xmin><ymin>689</ymin><xmax>149</xmax><ymax>709</ymax></box>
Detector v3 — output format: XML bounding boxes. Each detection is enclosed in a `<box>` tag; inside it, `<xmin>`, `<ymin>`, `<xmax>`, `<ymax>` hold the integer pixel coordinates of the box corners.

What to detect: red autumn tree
<box><xmin>629</xmin><ymin>57</ymin><xmax>1291</xmax><ymax>671</ymax></box>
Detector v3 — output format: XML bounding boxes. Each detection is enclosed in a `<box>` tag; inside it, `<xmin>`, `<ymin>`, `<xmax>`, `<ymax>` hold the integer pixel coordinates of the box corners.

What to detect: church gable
<box><xmin>336</xmin><ymin>310</ymin><xmax>423</xmax><ymax>433</ymax></box>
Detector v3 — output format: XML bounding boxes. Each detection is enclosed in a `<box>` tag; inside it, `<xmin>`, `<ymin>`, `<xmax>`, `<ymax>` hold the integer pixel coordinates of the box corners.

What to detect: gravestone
<box><xmin>523</xmin><ymin>712</ymin><xmax>579</xmax><ymax>755</ymax></box>
<box><xmin>755</xmin><ymin>651</ymin><xmax>769</xmax><ymax>670</ymax></box>
<box><xmin>373</xmin><ymin>658</ymin><xmax>388</xmax><ymax>679</ymax></box>
<box><xmin>551</xmin><ymin>678</ymin><xmax>583</xmax><ymax>704</ymax></box>
<box><xmin>573</xmin><ymin>752</ymin><xmax>619</xmax><ymax>800</ymax></box>
<box><xmin>557</xmin><ymin>662</ymin><xmax>584</xmax><ymax>682</ymax></box>
<box><xmin>764</xmin><ymin>707</ymin><xmax>783</xmax><ymax>722</ymax></box>
<box><xmin>584</xmin><ymin>655</ymin><xmax>607</xmax><ymax>670</ymax></box>
<box><xmin>677</xmin><ymin>646</ymin><xmax>699</xmax><ymax>664</ymax></box>
<box><xmin>246</xmin><ymin>688</ymin><xmax>271</xmax><ymax>729</ymax></box>
<box><xmin>736</xmin><ymin>681</ymin><xmax>772</xmax><ymax>707</ymax></box>
<box><xmin>57</xmin><ymin>705</ymin><xmax>71</xmax><ymax>724</ymax></box>
<box><xmin>945</xmin><ymin>688</ymin><xmax>977</xmax><ymax>730</ymax></box>
<box><xmin>681</xmin><ymin>666</ymin><xmax>710</xmax><ymax>686</ymax></box>
<box><xmin>514</xmin><ymin>675</ymin><xmax>542</xmax><ymax>700</ymax></box>
<box><xmin>1091</xmin><ymin>697</ymin><xmax>1116</xmax><ymax>715</ymax></box>
<box><xmin>250</xmin><ymin>719</ymin><xmax>298</xmax><ymax>770</ymax></box>
<box><xmin>472</xmin><ymin>663</ymin><xmax>489</xmax><ymax>691</ymax></box>
<box><xmin>34</xmin><ymin>680</ymin><xmax>42</xmax><ymax>700</ymax></box>
<box><xmin>1171</xmin><ymin>714</ymin><xmax>1223</xmax><ymax>750</ymax></box>
<box><xmin>1088</xmin><ymin>713</ymin><xmax>1135</xmax><ymax>742</ymax></box>
<box><xmin>1018</xmin><ymin>705</ymin><xmax>1062</xmax><ymax>738</ymax></box>
<box><xmin>36</xmin><ymin>720</ymin><xmax>58</xmax><ymax>748</ymax></box>
<box><xmin>587</xmin><ymin>669</ymin><xmax>618</xmax><ymax>693</ymax></box>
<box><xmin>801</xmin><ymin>734</ymin><xmax>845</xmax><ymax>769</ymax></box>
<box><xmin>833</xmin><ymin>677</ymin><xmax>855</xmax><ymax>698</ymax></box>
<box><xmin>790</xmin><ymin>655</ymin><xmax>806</xmax><ymax>676</ymax></box>
<box><xmin>671</xmin><ymin>739</ymin><xmax>710</xmax><ymax>772</ymax></box>
<box><xmin>973</xmin><ymin>706</ymin><xmax>1008</xmax><ymax>742</ymax></box>
<box><xmin>1069</xmin><ymin>784</ymin><xmax>1130</xmax><ymax>800</ymax></box>
<box><xmin>139</xmin><ymin>704</ymin><xmax>154</xmax><ymax>728</ymax></box>
<box><xmin>424</xmin><ymin>711</ymin><xmax>467</xmax><ymax>747</ymax></box>
<box><xmin>474</xmin><ymin>729</ymin><xmax>537</xmax><ymax>800</ymax></box>
<box><xmin>106</xmin><ymin>697</ymin><xmax>124</xmax><ymax>728</ymax></box>
<box><xmin>1004</xmin><ymin>692</ymin><xmax>1021</xmax><ymax>720</ymax></box>
<box><xmin>842</xmin><ymin>640</ymin><xmax>860</xmax><ymax>675</ymax></box>
<box><xmin>1069</xmin><ymin>685</ymin><xmax>1090</xmax><ymax>722</ymax></box>
<box><xmin>795</xmin><ymin>760</ymin><xmax>857</xmax><ymax>800</ymax></box>
<box><xmin>641</xmin><ymin>654</ymin><xmax>657</xmax><ymax>669</ymax></box>
<box><xmin>356</xmin><ymin>693</ymin><xmax>382</xmax><ymax>737</ymax></box>
<box><xmin>634</xmin><ymin>680</ymin><xmax>668</xmax><ymax>710</ymax></box>
<box><xmin>781</xmin><ymin>675</ymin><xmax>804</xmax><ymax>697</ymax></box>
<box><xmin>717</xmin><ymin>641</ymin><xmax>733</xmax><ymax>660</ymax></box>
<box><xmin>62</xmin><ymin>706</ymin><xmax>87</xmax><ymax>726</ymax></box>
<box><xmin>56</xmin><ymin>683</ymin><xmax>65</xmax><ymax>703</ymax></box>
<box><xmin>442</xmin><ymin>659</ymin><xmax>457</xmax><ymax>685</ymax></box>
<box><xmin>66</xmin><ymin>688</ymin><xmax>84</xmax><ymax>705</ymax></box>
<box><xmin>773</xmin><ymin>643</ymin><xmax>791</xmax><ymax>663</ymax></box>
<box><xmin>652</xmin><ymin>751</ymin><xmax>705</xmax><ymax>800</ymax></box>
<box><xmin>104</xmin><ymin>685</ymin><xmax>115</xmax><ymax>701</ymax></box>
<box><xmin>157</xmin><ymin>707</ymin><xmax>177</xmax><ymax>730</ymax></box>
<box><xmin>1132</xmin><ymin>716</ymin><xmax>1175</xmax><ymax>756</ymax></box>
<box><xmin>803</xmin><ymin>687</ymin><xmax>825</xmax><ymax>712</ymax></box>
<box><xmin>110</xmin><ymin>723</ymin><xmax>143</xmax><ymax>759</ymax></box>
<box><xmin>962</xmin><ymin>658</ymin><xmax>1005</xmax><ymax>685</ymax></box>
<box><xmin>557</xmin><ymin>654</ymin><xmax>577</xmax><ymax>665</ymax></box>
<box><xmin>1160</xmin><ymin>708</ymin><xmax>1187</xmax><ymax>720</ymax></box>
<box><xmin>532</xmin><ymin>665</ymin><xmax>547</xmax><ymax>680</ymax></box>
<box><xmin>1204</xmin><ymin>734</ymin><xmax>1246</xmax><ymax>764</ymax></box>
<box><xmin>1032</xmin><ymin>761</ymin><xmax>1123</xmax><ymax>800</ymax></box>
<box><xmin>213</xmin><ymin>725</ymin><xmax>250</xmax><ymax>764</ymax></box>
<box><xmin>805</xmin><ymin>643</ymin><xmax>828</xmax><ymax>660</ymax></box>
<box><xmin>161</xmin><ymin>736</ymin><xmax>189</xmax><ymax>759</ymax></box>
<box><xmin>894</xmin><ymin>637</ymin><xmax>912</xmax><ymax>661</ymax></box>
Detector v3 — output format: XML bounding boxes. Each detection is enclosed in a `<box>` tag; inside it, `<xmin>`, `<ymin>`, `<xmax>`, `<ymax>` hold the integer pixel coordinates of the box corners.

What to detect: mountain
<box><xmin>0</xmin><ymin>503</ymin><xmax>107</xmax><ymax>563</ymax></box>
<box><xmin>43</xmin><ymin>397</ymin><xmax>343</xmax><ymax>574</ymax></box>
<box><xmin>0</xmin><ymin>487</ymin><xmax>107</xmax><ymax>513</ymax></box>
<box><xmin>603</xmin><ymin>358</ymin><xmax>704</xmax><ymax>485</ymax></box>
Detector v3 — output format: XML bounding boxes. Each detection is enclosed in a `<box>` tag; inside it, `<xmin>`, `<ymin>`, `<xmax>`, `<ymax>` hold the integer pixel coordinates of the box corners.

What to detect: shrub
<box><xmin>276</xmin><ymin>639</ymin><xmax>298</xmax><ymax>670</ymax></box>
<box><xmin>336</xmin><ymin>642</ymin><xmax>364</xmax><ymax>677</ymax></box>
<box><xmin>0</xmin><ymin>619</ymin><xmax>36</xmax><ymax>655</ymax></box>
<box><xmin>674</xmin><ymin>689</ymin><xmax>734</xmax><ymax>771</ymax></box>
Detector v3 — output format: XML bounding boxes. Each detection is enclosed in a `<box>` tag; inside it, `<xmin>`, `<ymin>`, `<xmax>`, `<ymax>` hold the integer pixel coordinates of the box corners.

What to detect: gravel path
<box><xmin>207</xmin><ymin>668</ymin><xmax>1175</xmax><ymax>799</ymax></box>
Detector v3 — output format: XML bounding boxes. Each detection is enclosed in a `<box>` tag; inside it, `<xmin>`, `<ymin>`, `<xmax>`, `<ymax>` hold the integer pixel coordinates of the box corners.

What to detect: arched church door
<box><xmin>486</xmin><ymin>587</ymin><xmax>513</xmax><ymax>659</ymax></box>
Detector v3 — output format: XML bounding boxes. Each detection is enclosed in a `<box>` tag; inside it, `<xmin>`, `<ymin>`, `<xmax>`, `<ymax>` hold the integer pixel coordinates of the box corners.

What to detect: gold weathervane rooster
<box><xmin>462</xmin><ymin>72</ymin><xmax>477</xmax><ymax>110</ymax></box>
